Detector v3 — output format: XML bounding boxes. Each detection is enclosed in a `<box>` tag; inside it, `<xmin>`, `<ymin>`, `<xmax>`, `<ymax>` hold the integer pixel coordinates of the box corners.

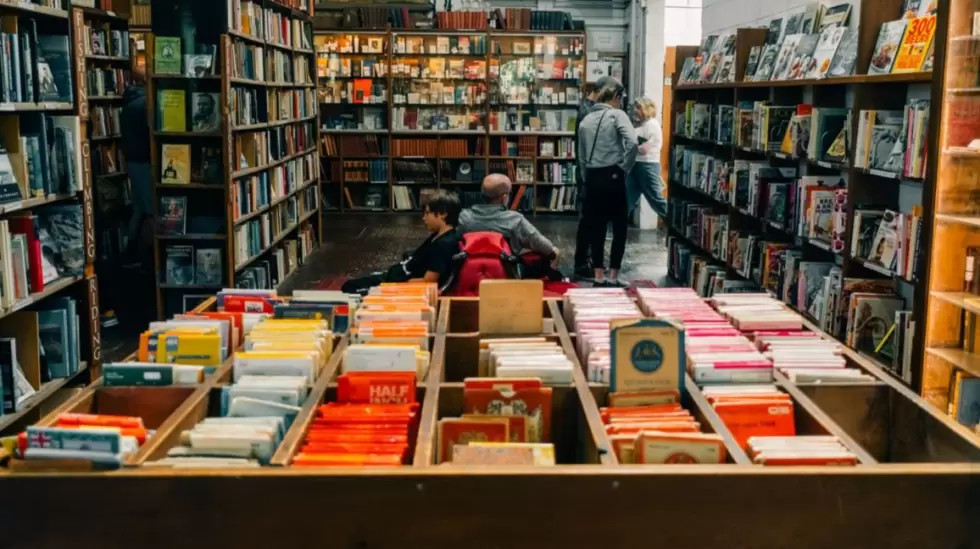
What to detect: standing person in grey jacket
<box><xmin>576</xmin><ymin>79</ymin><xmax>638</xmax><ymax>287</ymax></box>
<box><xmin>571</xmin><ymin>75</ymin><xmax>611</xmax><ymax>280</ymax></box>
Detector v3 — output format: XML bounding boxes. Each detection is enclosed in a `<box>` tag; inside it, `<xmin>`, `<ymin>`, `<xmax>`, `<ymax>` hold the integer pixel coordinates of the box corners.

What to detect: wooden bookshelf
<box><xmin>0</xmin><ymin>0</ymin><xmax>103</xmax><ymax>430</ymax></box>
<box><xmin>665</xmin><ymin>0</ymin><xmax>936</xmax><ymax>411</ymax></box>
<box><xmin>315</xmin><ymin>28</ymin><xmax>586</xmax><ymax>215</ymax></box>
<box><xmin>919</xmin><ymin>0</ymin><xmax>980</xmax><ymax>431</ymax></box>
<box><xmin>147</xmin><ymin>0</ymin><xmax>320</xmax><ymax>319</ymax></box>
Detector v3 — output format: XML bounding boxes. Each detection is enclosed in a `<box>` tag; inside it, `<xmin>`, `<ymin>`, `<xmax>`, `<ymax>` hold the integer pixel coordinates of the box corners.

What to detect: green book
<box><xmin>154</xmin><ymin>36</ymin><xmax>182</xmax><ymax>75</ymax></box>
<box><xmin>103</xmin><ymin>363</ymin><xmax>204</xmax><ymax>386</ymax></box>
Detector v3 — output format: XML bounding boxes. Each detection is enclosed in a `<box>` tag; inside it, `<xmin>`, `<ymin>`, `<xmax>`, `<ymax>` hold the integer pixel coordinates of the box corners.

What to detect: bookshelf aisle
<box><xmin>314</xmin><ymin>28</ymin><xmax>585</xmax><ymax>214</ymax></box>
<box><xmin>0</xmin><ymin>0</ymin><xmax>102</xmax><ymax>435</ymax></box>
<box><xmin>922</xmin><ymin>0</ymin><xmax>980</xmax><ymax>432</ymax></box>
<box><xmin>148</xmin><ymin>0</ymin><xmax>321</xmax><ymax>319</ymax></box>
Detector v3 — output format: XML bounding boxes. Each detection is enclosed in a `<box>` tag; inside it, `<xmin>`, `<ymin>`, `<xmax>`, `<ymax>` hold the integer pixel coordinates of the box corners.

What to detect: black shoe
<box><xmin>593</xmin><ymin>280</ymin><xmax>610</xmax><ymax>288</ymax></box>
<box><xmin>574</xmin><ymin>265</ymin><xmax>594</xmax><ymax>281</ymax></box>
<box><xmin>606</xmin><ymin>279</ymin><xmax>629</xmax><ymax>289</ymax></box>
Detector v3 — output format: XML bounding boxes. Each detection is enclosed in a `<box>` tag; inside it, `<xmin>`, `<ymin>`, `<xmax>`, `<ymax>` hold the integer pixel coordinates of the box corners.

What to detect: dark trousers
<box><xmin>341</xmin><ymin>263</ymin><xmax>410</xmax><ymax>295</ymax></box>
<box><xmin>583</xmin><ymin>165</ymin><xmax>628</xmax><ymax>270</ymax></box>
<box><xmin>573</xmin><ymin>182</ymin><xmax>590</xmax><ymax>268</ymax></box>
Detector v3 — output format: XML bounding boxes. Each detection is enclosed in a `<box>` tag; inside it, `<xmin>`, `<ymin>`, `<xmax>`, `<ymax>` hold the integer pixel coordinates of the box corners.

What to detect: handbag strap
<box><xmin>587</xmin><ymin>110</ymin><xmax>609</xmax><ymax>165</ymax></box>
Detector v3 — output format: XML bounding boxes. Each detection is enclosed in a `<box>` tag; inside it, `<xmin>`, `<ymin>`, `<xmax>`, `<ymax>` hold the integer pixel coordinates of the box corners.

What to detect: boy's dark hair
<box><xmin>426</xmin><ymin>190</ymin><xmax>461</xmax><ymax>226</ymax></box>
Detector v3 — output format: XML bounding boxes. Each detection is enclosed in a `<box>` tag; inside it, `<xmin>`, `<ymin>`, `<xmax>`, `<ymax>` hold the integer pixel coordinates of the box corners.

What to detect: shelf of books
<box><xmin>73</xmin><ymin>4</ymin><xmax>133</xmax><ymax>270</ymax></box>
<box><xmin>666</xmin><ymin>0</ymin><xmax>939</xmax><ymax>404</ymax></box>
<box><xmin>148</xmin><ymin>0</ymin><xmax>320</xmax><ymax>319</ymax></box>
<box><xmin>315</xmin><ymin>29</ymin><xmax>584</xmax><ymax>214</ymax></box>
<box><xmin>0</xmin><ymin>284</ymin><xmax>978</xmax><ymax>545</ymax></box>
<box><xmin>0</xmin><ymin>0</ymin><xmax>102</xmax><ymax>439</ymax></box>
<box><xmin>921</xmin><ymin>0</ymin><xmax>980</xmax><ymax>435</ymax></box>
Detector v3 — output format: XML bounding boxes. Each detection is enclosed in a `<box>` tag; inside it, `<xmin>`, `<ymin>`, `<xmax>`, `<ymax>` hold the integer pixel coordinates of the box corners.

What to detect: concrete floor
<box><xmin>279</xmin><ymin>213</ymin><xmax>670</xmax><ymax>293</ymax></box>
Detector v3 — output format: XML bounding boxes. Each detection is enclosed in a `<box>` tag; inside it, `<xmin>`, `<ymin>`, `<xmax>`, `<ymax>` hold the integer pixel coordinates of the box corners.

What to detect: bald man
<box><xmin>458</xmin><ymin>174</ymin><xmax>558</xmax><ymax>261</ymax></box>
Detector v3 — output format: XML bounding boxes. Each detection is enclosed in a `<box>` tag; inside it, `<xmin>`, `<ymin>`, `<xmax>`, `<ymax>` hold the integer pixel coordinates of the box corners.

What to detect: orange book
<box><xmin>56</xmin><ymin>413</ymin><xmax>144</xmax><ymax>429</ymax></box>
<box><xmin>634</xmin><ymin>432</ymin><xmax>727</xmax><ymax>464</ymax></box>
<box><xmin>713</xmin><ymin>400</ymin><xmax>796</xmax><ymax>448</ymax></box>
<box><xmin>605</xmin><ymin>421</ymin><xmax>701</xmax><ymax>435</ymax></box>
<box><xmin>463</xmin><ymin>387</ymin><xmax>552</xmax><ymax>442</ymax></box>
<box><xmin>463</xmin><ymin>378</ymin><xmax>542</xmax><ymax>391</ymax></box>
<box><xmin>337</xmin><ymin>372</ymin><xmax>417</xmax><ymax>404</ymax></box>
<box><xmin>437</xmin><ymin>417</ymin><xmax>510</xmax><ymax>463</ymax></box>
<box><xmin>304</xmin><ymin>431</ymin><xmax>409</xmax><ymax>444</ymax></box>
<box><xmin>609</xmin><ymin>389</ymin><xmax>680</xmax><ymax>407</ymax></box>
<box><xmin>292</xmin><ymin>453</ymin><xmax>404</xmax><ymax>466</ymax></box>
<box><xmin>892</xmin><ymin>14</ymin><xmax>936</xmax><ymax>74</ymax></box>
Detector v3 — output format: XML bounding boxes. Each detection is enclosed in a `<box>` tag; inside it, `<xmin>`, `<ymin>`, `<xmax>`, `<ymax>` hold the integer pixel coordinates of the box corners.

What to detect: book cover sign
<box><xmin>610</xmin><ymin>318</ymin><xmax>685</xmax><ymax>397</ymax></box>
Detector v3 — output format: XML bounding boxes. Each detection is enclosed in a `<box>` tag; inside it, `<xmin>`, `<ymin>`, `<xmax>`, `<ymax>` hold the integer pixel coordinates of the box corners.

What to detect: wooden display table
<box><xmin>1</xmin><ymin>296</ymin><xmax>978</xmax><ymax>548</ymax></box>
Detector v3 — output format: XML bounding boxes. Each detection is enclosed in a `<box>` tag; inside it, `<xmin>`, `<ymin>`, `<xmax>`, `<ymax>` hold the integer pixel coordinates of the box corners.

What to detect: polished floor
<box><xmin>101</xmin><ymin>213</ymin><xmax>669</xmax><ymax>361</ymax></box>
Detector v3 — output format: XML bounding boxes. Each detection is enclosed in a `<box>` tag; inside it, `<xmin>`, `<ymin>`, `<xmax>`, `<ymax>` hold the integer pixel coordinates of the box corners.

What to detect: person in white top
<box><xmin>628</xmin><ymin>97</ymin><xmax>668</xmax><ymax>218</ymax></box>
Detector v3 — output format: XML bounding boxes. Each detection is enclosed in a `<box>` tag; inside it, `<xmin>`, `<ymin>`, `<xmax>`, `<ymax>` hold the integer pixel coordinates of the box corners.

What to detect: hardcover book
<box><xmin>154</xmin><ymin>36</ymin><xmax>182</xmax><ymax>75</ymax></box>
<box><xmin>160</xmin><ymin>144</ymin><xmax>190</xmax><ymax>184</ymax></box>
<box><xmin>868</xmin><ymin>20</ymin><xmax>908</xmax><ymax>75</ymax></box>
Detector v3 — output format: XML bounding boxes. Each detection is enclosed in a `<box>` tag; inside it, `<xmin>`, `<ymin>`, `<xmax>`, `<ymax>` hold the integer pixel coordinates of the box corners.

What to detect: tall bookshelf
<box><xmin>0</xmin><ymin>0</ymin><xmax>102</xmax><ymax>434</ymax></box>
<box><xmin>920</xmin><ymin>0</ymin><xmax>980</xmax><ymax>432</ymax></box>
<box><xmin>316</xmin><ymin>29</ymin><xmax>585</xmax><ymax>215</ymax></box>
<box><xmin>148</xmin><ymin>0</ymin><xmax>320</xmax><ymax>319</ymax></box>
<box><xmin>665</xmin><ymin>0</ymin><xmax>935</xmax><ymax>398</ymax></box>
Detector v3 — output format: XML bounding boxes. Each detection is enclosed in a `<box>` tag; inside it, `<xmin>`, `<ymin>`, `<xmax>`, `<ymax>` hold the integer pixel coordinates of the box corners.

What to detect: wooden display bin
<box><xmin>2</xmin><ymin>298</ymin><xmax>980</xmax><ymax>548</ymax></box>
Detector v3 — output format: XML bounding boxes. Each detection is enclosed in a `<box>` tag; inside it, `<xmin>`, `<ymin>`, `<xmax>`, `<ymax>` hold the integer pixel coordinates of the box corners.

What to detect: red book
<box><xmin>7</xmin><ymin>215</ymin><xmax>45</xmax><ymax>292</ymax></box>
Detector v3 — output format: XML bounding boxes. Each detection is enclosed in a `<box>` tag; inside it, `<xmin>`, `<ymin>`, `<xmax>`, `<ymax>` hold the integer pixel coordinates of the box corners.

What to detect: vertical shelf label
<box><xmin>72</xmin><ymin>8</ymin><xmax>88</xmax><ymax>121</ymax></box>
<box><xmin>87</xmin><ymin>275</ymin><xmax>101</xmax><ymax>365</ymax></box>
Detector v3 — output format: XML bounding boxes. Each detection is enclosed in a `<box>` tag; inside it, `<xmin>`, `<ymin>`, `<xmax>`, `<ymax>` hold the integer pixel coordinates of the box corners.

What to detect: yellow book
<box><xmin>160</xmin><ymin>144</ymin><xmax>190</xmax><ymax>184</ymax></box>
<box><xmin>892</xmin><ymin>15</ymin><xmax>936</xmax><ymax>74</ymax></box>
<box><xmin>160</xmin><ymin>329</ymin><xmax>222</xmax><ymax>366</ymax></box>
<box><xmin>158</xmin><ymin>89</ymin><xmax>186</xmax><ymax>132</ymax></box>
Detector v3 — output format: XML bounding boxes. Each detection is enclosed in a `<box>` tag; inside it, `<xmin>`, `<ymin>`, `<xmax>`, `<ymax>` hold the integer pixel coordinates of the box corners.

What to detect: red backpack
<box><xmin>447</xmin><ymin>232</ymin><xmax>519</xmax><ymax>296</ymax></box>
<box><xmin>444</xmin><ymin>231</ymin><xmax>580</xmax><ymax>297</ymax></box>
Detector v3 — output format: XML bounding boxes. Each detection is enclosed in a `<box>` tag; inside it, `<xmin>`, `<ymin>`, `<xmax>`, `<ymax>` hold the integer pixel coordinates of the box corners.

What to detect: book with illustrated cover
<box><xmin>743</xmin><ymin>46</ymin><xmax>762</xmax><ymax>80</ymax></box>
<box><xmin>766</xmin><ymin>18</ymin><xmax>785</xmax><ymax>45</ymax></box>
<box><xmin>154</xmin><ymin>36</ymin><xmax>182</xmax><ymax>75</ymax></box>
<box><xmin>892</xmin><ymin>14</ymin><xmax>936</xmax><ymax>73</ymax></box>
<box><xmin>783</xmin><ymin>11</ymin><xmax>806</xmax><ymax>35</ymax></box>
<box><xmin>195</xmin><ymin>248</ymin><xmax>223</xmax><ymax>285</ymax></box>
<box><xmin>847</xmin><ymin>294</ymin><xmax>905</xmax><ymax>352</ymax></box>
<box><xmin>157</xmin><ymin>89</ymin><xmax>186</xmax><ymax>132</ymax></box>
<box><xmin>158</xmin><ymin>196</ymin><xmax>186</xmax><ymax>235</ymax></box>
<box><xmin>797</xmin><ymin>261</ymin><xmax>834</xmax><ymax>319</ymax></box>
<box><xmin>827</xmin><ymin>28</ymin><xmax>858</xmax><ymax>77</ymax></box>
<box><xmin>869</xmin><ymin>123</ymin><xmax>902</xmax><ymax>171</ymax></box>
<box><xmin>37</xmin><ymin>34</ymin><xmax>72</xmax><ymax>103</ymax></box>
<box><xmin>786</xmin><ymin>33</ymin><xmax>821</xmax><ymax>80</ymax></box>
<box><xmin>868</xmin><ymin>20</ymin><xmax>908</xmax><ymax>75</ymax></box>
<box><xmin>161</xmin><ymin>144</ymin><xmax>190</xmax><ymax>184</ymax></box>
<box><xmin>850</xmin><ymin>210</ymin><xmax>886</xmax><ymax>260</ymax></box>
<box><xmin>800</xmin><ymin>3</ymin><xmax>825</xmax><ymax>33</ymax></box>
<box><xmin>765</xmin><ymin>183</ymin><xmax>789</xmax><ymax>228</ymax></box>
<box><xmin>807</xmin><ymin>188</ymin><xmax>836</xmax><ymax>242</ymax></box>
<box><xmin>36</xmin><ymin>204</ymin><xmax>83</xmax><ymax>278</ymax></box>
<box><xmin>752</xmin><ymin>44</ymin><xmax>780</xmax><ymax>81</ymax></box>
<box><xmin>771</xmin><ymin>34</ymin><xmax>803</xmax><ymax>80</ymax></box>
<box><xmin>183</xmin><ymin>54</ymin><xmax>214</xmax><ymax>77</ymax></box>
<box><xmin>808</xmin><ymin>26</ymin><xmax>846</xmax><ymax>78</ymax></box>
<box><xmin>832</xmin><ymin>189</ymin><xmax>848</xmax><ymax>253</ymax></box>
<box><xmin>820</xmin><ymin>3</ymin><xmax>851</xmax><ymax>29</ymax></box>
<box><xmin>869</xmin><ymin>210</ymin><xmax>901</xmax><ymax>269</ymax></box>
<box><xmin>191</xmin><ymin>92</ymin><xmax>220</xmax><ymax>132</ymax></box>
<box><xmin>165</xmin><ymin>245</ymin><xmax>194</xmax><ymax>285</ymax></box>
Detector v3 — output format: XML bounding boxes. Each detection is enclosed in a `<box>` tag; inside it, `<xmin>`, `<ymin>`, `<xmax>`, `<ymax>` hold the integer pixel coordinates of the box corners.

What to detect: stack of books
<box><xmin>602</xmin><ymin>390</ymin><xmax>727</xmax><ymax>464</ymax></box>
<box><xmin>701</xmin><ymin>384</ymin><xmax>797</xmax><ymax>448</ymax></box>
<box><xmin>747</xmin><ymin>435</ymin><xmax>860</xmax><ymax>466</ymax></box>
<box><xmin>16</xmin><ymin>413</ymin><xmax>148</xmax><ymax>468</ymax></box>
<box><xmin>476</xmin><ymin>338</ymin><xmax>572</xmax><ymax>384</ymax></box>
<box><xmin>293</xmin><ymin>372</ymin><xmax>419</xmax><ymax>467</ymax></box>
<box><xmin>563</xmin><ymin>287</ymin><xmax>641</xmax><ymax>383</ymax></box>
<box><xmin>438</xmin><ymin>377</ymin><xmax>555</xmax><ymax>465</ymax></box>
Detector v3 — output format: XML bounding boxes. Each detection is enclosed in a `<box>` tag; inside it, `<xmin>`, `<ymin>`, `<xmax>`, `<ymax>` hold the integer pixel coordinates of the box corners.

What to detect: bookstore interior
<box><xmin>0</xmin><ymin>0</ymin><xmax>978</xmax><ymax>546</ymax></box>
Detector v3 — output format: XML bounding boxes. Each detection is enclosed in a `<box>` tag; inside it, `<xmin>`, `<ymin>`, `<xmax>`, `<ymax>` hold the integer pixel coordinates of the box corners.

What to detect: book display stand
<box><xmin>316</xmin><ymin>29</ymin><xmax>585</xmax><ymax>214</ymax></box>
<box><xmin>147</xmin><ymin>0</ymin><xmax>321</xmax><ymax>319</ymax></box>
<box><xmin>664</xmin><ymin>0</ymin><xmax>969</xmax><ymax>419</ymax></box>
<box><xmin>0</xmin><ymin>0</ymin><xmax>103</xmax><ymax>436</ymax></box>
<box><xmin>1</xmin><ymin>293</ymin><xmax>978</xmax><ymax>547</ymax></box>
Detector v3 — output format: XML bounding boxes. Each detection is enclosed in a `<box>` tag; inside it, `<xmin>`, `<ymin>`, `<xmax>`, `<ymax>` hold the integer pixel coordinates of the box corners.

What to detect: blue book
<box><xmin>956</xmin><ymin>377</ymin><xmax>980</xmax><ymax>428</ymax></box>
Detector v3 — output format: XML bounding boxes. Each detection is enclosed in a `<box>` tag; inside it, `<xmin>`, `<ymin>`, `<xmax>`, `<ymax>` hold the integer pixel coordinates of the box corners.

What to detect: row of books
<box><xmin>156</xmin><ymin>89</ymin><xmax>221</xmax><ymax>133</ymax></box>
<box><xmin>296</xmin><ymin>284</ymin><xmax>433</xmax><ymax>466</ymax></box>
<box><xmin>84</xmin><ymin>25</ymin><xmax>128</xmax><ymax>59</ymax></box>
<box><xmin>851</xmin><ymin>207</ymin><xmax>923</xmax><ymax>280</ymax></box>
<box><xmin>853</xmin><ymin>102</ymin><xmax>930</xmax><ymax>179</ymax></box>
<box><xmin>163</xmin><ymin>244</ymin><xmax>223</xmax><ymax>287</ymax></box>
<box><xmin>393</xmin><ymin>81</ymin><xmax>486</xmax><ymax>107</ymax></box>
<box><xmin>667</xmin><ymin>230</ymin><xmax>918</xmax><ymax>385</ymax></box>
<box><xmin>678</xmin><ymin>1</ymin><xmax>934</xmax><ymax>86</ymax></box>
<box><xmin>0</xmin><ymin>113</ymin><xmax>83</xmax><ymax>203</ymax></box>
<box><xmin>232</xmin><ymin>186</ymin><xmax>316</xmax><ymax>268</ymax></box>
<box><xmin>159</xmin><ymin>144</ymin><xmax>221</xmax><ymax>185</ymax></box>
<box><xmin>234</xmin><ymin>124</ymin><xmax>315</xmax><ymax>173</ymax></box>
<box><xmin>0</xmin><ymin>293</ymin><xmax>84</xmax><ymax>417</ymax></box>
<box><xmin>86</xmin><ymin>67</ymin><xmax>127</xmax><ymax>98</ymax></box>
<box><xmin>230</xmin><ymin>0</ymin><xmax>313</xmax><ymax>51</ymax></box>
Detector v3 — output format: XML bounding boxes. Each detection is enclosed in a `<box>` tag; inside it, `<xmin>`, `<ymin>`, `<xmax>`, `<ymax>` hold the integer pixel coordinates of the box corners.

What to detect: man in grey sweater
<box><xmin>458</xmin><ymin>174</ymin><xmax>559</xmax><ymax>263</ymax></box>
<box><xmin>575</xmin><ymin>79</ymin><xmax>638</xmax><ymax>287</ymax></box>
